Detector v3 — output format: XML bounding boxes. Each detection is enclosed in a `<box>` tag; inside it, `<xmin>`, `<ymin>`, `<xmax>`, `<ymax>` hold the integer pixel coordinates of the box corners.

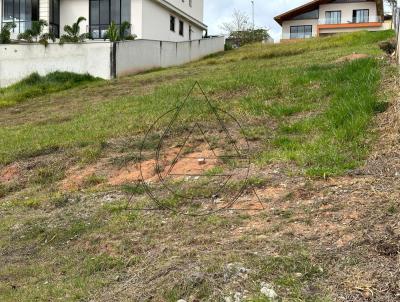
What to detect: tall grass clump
<box><xmin>0</xmin><ymin>71</ymin><xmax>99</xmax><ymax>108</ymax></box>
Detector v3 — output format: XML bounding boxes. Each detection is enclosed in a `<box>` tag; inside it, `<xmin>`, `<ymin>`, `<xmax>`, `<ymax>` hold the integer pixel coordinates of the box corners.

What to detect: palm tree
<box><xmin>60</xmin><ymin>17</ymin><xmax>89</xmax><ymax>43</ymax></box>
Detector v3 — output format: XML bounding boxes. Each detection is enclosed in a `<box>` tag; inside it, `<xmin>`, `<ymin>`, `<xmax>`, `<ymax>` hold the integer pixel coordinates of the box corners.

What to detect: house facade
<box><xmin>0</xmin><ymin>0</ymin><xmax>206</xmax><ymax>42</ymax></box>
<box><xmin>274</xmin><ymin>0</ymin><xmax>386</xmax><ymax>41</ymax></box>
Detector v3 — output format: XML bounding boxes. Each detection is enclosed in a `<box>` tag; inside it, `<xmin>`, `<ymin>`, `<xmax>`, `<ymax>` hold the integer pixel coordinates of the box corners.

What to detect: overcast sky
<box><xmin>203</xmin><ymin>0</ymin><xmax>392</xmax><ymax>41</ymax></box>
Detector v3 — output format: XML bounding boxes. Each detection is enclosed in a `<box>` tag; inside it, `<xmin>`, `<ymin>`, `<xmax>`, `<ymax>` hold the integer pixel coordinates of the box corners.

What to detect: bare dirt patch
<box><xmin>0</xmin><ymin>163</ymin><xmax>20</xmax><ymax>183</ymax></box>
<box><xmin>335</xmin><ymin>53</ymin><xmax>369</xmax><ymax>63</ymax></box>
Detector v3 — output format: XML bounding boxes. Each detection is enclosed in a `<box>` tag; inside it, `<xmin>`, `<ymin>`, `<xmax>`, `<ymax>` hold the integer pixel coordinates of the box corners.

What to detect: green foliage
<box><xmin>0</xmin><ymin>23</ymin><xmax>16</xmax><ymax>44</ymax></box>
<box><xmin>0</xmin><ymin>71</ymin><xmax>98</xmax><ymax>108</ymax></box>
<box><xmin>104</xmin><ymin>21</ymin><xmax>136</xmax><ymax>42</ymax></box>
<box><xmin>0</xmin><ymin>30</ymin><xmax>395</xmax><ymax>178</ymax></box>
<box><xmin>227</xmin><ymin>28</ymin><xmax>271</xmax><ymax>47</ymax></box>
<box><xmin>60</xmin><ymin>17</ymin><xmax>89</xmax><ymax>44</ymax></box>
<box><xmin>17</xmin><ymin>20</ymin><xmax>53</xmax><ymax>46</ymax></box>
<box><xmin>104</xmin><ymin>21</ymin><xmax>120</xmax><ymax>42</ymax></box>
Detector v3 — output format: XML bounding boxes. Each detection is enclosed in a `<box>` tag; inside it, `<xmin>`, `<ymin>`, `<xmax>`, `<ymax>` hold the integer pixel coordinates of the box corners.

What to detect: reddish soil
<box><xmin>335</xmin><ymin>53</ymin><xmax>369</xmax><ymax>63</ymax></box>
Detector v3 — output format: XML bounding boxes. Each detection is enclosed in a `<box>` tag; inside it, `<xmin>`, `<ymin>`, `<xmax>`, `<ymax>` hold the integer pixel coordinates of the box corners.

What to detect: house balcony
<box><xmin>317</xmin><ymin>16</ymin><xmax>383</xmax><ymax>31</ymax></box>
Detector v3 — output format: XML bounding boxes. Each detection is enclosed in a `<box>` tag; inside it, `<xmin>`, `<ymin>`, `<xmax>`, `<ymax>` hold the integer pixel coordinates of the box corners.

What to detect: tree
<box><xmin>60</xmin><ymin>17</ymin><xmax>89</xmax><ymax>44</ymax></box>
<box><xmin>221</xmin><ymin>9</ymin><xmax>271</xmax><ymax>47</ymax></box>
<box><xmin>220</xmin><ymin>9</ymin><xmax>250</xmax><ymax>35</ymax></box>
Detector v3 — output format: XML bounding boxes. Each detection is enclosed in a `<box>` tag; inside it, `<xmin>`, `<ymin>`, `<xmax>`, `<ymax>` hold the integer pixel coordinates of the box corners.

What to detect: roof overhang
<box><xmin>274</xmin><ymin>0</ymin><xmax>384</xmax><ymax>26</ymax></box>
<box><xmin>153</xmin><ymin>0</ymin><xmax>208</xmax><ymax>30</ymax></box>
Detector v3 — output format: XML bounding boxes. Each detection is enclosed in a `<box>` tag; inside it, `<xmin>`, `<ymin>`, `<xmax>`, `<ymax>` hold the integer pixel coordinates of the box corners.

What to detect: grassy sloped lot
<box><xmin>0</xmin><ymin>30</ymin><xmax>399</xmax><ymax>301</ymax></box>
<box><xmin>0</xmin><ymin>31</ymin><xmax>393</xmax><ymax>176</ymax></box>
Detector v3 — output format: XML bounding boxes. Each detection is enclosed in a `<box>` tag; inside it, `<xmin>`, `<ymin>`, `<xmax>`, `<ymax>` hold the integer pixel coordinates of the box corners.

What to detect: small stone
<box><xmin>260</xmin><ymin>282</ymin><xmax>278</xmax><ymax>300</ymax></box>
<box><xmin>177</xmin><ymin>300</ymin><xmax>187</xmax><ymax>302</ymax></box>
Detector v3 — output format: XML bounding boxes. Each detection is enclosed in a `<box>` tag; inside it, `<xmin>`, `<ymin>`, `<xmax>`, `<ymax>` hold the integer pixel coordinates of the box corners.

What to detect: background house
<box><xmin>0</xmin><ymin>0</ymin><xmax>207</xmax><ymax>42</ymax></box>
<box><xmin>274</xmin><ymin>0</ymin><xmax>387</xmax><ymax>41</ymax></box>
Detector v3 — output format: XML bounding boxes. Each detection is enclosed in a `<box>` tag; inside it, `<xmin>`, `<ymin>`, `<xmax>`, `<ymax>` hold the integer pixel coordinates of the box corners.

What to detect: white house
<box><xmin>274</xmin><ymin>0</ymin><xmax>386</xmax><ymax>41</ymax></box>
<box><xmin>0</xmin><ymin>0</ymin><xmax>207</xmax><ymax>42</ymax></box>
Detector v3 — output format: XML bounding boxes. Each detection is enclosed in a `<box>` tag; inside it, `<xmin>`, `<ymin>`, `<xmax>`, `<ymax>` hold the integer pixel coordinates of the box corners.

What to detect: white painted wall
<box><xmin>60</xmin><ymin>0</ymin><xmax>90</xmax><ymax>35</ymax></box>
<box><xmin>131</xmin><ymin>0</ymin><xmax>143</xmax><ymax>38</ymax></box>
<box><xmin>39</xmin><ymin>0</ymin><xmax>50</xmax><ymax>32</ymax></box>
<box><xmin>0</xmin><ymin>36</ymin><xmax>223</xmax><ymax>87</ymax></box>
<box><xmin>281</xmin><ymin>19</ymin><xmax>319</xmax><ymax>39</ymax></box>
<box><xmin>141</xmin><ymin>0</ymin><xmax>203</xmax><ymax>42</ymax></box>
<box><xmin>319</xmin><ymin>1</ymin><xmax>378</xmax><ymax>24</ymax></box>
<box><xmin>0</xmin><ymin>42</ymin><xmax>112</xmax><ymax>87</ymax></box>
<box><xmin>115</xmin><ymin>36</ymin><xmax>224</xmax><ymax>76</ymax></box>
<box><xmin>167</xmin><ymin>0</ymin><xmax>203</xmax><ymax>21</ymax></box>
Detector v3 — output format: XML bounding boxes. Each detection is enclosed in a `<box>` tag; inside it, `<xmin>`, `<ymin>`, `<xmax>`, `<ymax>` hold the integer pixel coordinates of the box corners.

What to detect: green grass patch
<box><xmin>0</xmin><ymin>71</ymin><xmax>99</xmax><ymax>108</ymax></box>
<box><xmin>0</xmin><ymin>30</ymin><xmax>394</xmax><ymax>178</ymax></box>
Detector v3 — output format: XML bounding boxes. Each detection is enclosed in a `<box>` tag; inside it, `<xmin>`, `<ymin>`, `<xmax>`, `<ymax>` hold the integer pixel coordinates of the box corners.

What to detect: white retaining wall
<box><xmin>0</xmin><ymin>42</ymin><xmax>112</xmax><ymax>88</ymax></box>
<box><xmin>0</xmin><ymin>37</ymin><xmax>224</xmax><ymax>88</ymax></box>
<box><xmin>115</xmin><ymin>37</ymin><xmax>225</xmax><ymax>76</ymax></box>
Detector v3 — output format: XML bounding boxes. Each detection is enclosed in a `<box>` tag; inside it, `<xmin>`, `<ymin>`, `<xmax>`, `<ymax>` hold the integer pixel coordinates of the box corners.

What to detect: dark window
<box><xmin>292</xmin><ymin>9</ymin><xmax>319</xmax><ymax>20</ymax></box>
<box><xmin>170</xmin><ymin>15</ymin><xmax>175</xmax><ymax>31</ymax></box>
<box><xmin>325</xmin><ymin>11</ymin><xmax>341</xmax><ymax>24</ymax></box>
<box><xmin>49</xmin><ymin>0</ymin><xmax>60</xmax><ymax>38</ymax></box>
<box><xmin>353</xmin><ymin>9</ymin><xmax>369</xmax><ymax>23</ymax></box>
<box><xmin>290</xmin><ymin>25</ymin><xmax>312</xmax><ymax>39</ymax></box>
<box><xmin>2</xmin><ymin>0</ymin><xmax>39</xmax><ymax>33</ymax></box>
<box><xmin>89</xmin><ymin>0</ymin><xmax>131</xmax><ymax>39</ymax></box>
<box><xmin>179</xmin><ymin>20</ymin><xmax>184</xmax><ymax>36</ymax></box>
<box><xmin>189</xmin><ymin>25</ymin><xmax>192</xmax><ymax>40</ymax></box>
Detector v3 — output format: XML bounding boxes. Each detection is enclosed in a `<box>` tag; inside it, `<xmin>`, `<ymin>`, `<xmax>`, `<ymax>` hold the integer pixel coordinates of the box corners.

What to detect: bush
<box><xmin>0</xmin><ymin>23</ymin><xmax>16</xmax><ymax>44</ymax></box>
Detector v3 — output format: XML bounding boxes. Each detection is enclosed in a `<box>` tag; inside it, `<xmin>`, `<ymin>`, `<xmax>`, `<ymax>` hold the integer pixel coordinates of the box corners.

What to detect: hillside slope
<box><xmin>0</xmin><ymin>31</ymin><xmax>399</xmax><ymax>301</ymax></box>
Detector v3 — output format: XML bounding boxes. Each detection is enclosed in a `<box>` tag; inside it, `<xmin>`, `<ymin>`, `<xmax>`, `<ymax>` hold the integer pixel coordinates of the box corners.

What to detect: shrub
<box><xmin>0</xmin><ymin>23</ymin><xmax>16</xmax><ymax>44</ymax></box>
<box><xmin>18</xmin><ymin>20</ymin><xmax>55</xmax><ymax>46</ymax></box>
<box><xmin>104</xmin><ymin>21</ymin><xmax>137</xmax><ymax>42</ymax></box>
<box><xmin>60</xmin><ymin>17</ymin><xmax>89</xmax><ymax>44</ymax></box>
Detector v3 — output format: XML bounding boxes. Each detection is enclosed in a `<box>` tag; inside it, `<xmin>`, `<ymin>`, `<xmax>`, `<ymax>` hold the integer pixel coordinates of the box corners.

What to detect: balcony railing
<box><xmin>318</xmin><ymin>15</ymin><xmax>383</xmax><ymax>25</ymax></box>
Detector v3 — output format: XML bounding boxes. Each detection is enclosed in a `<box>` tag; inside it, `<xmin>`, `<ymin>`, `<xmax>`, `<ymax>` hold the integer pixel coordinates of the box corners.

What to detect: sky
<box><xmin>203</xmin><ymin>0</ymin><xmax>311</xmax><ymax>41</ymax></box>
<box><xmin>203</xmin><ymin>0</ymin><xmax>392</xmax><ymax>41</ymax></box>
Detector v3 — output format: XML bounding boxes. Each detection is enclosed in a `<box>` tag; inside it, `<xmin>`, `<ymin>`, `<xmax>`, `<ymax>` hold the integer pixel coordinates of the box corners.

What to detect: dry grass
<box><xmin>0</xmin><ymin>31</ymin><xmax>399</xmax><ymax>301</ymax></box>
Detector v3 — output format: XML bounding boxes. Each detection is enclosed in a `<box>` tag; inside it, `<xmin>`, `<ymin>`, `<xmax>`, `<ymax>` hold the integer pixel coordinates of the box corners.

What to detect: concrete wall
<box><xmin>115</xmin><ymin>36</ymin><xmax>224</xmax><ymax>76</ymax></box>
<box><xmin>0</xmin><ymin>36</ymin><xmax>223</xmax><ymax>87</ymax></box>
<box><xmin>0</xmin><ymin>42</ymin><xmax>112</xmax><ymax>87</ymax></box>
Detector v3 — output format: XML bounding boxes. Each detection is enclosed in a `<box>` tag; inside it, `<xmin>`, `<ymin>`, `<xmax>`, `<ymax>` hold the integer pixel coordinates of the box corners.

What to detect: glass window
<box><xmin>290</xmin><ymin>25</ymin><xmax>312</xmax><ymax>39</ymax></box>
<box><xmin>170</xmin><ymin>15</ymin><xmax>175</xmax><ymax>31</ymax></box>
<box><xmin>353</xmin><ymin>9</ymin><xmax>369</xmax><ymax>23</ymax></box>
<box><xmin>2</xmin><ymin>0</ymin><xmax>39</xmax><ymax>33</ymax></box>
<box><xmin>89</xmin><ymin>0</ymin><xmax>131</xmax><ymax>39</ymax></box>
<box><xmin>179</xmin><ymin>20</ymin><xmax>184</xmax><ymax>36</ymax></box>
<box><xmin>325</xmin><ymin>11</ymin><xmax>341</xmax><ymax>24</ymax></box>
<box><xmin>49</xmin><ymin>0</ymin><xmax>60</xmax><ymax>37</ymax></box>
